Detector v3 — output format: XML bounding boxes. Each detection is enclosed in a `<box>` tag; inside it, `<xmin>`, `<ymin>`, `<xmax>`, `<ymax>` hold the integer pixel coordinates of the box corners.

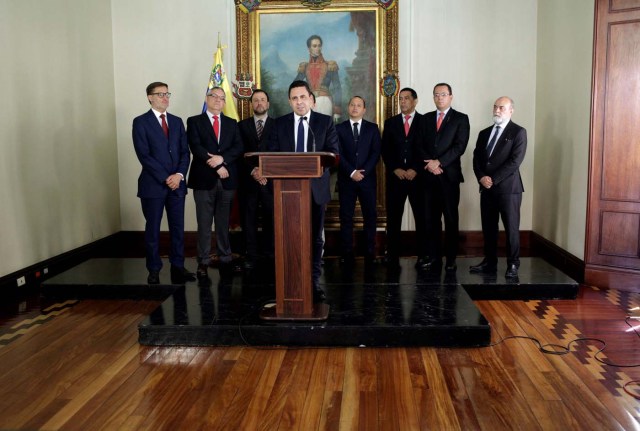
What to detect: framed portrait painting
<box><xmin>236</xmin><ymin>0</ymin><xmax>399</xmax><ymax>228</ymax></box>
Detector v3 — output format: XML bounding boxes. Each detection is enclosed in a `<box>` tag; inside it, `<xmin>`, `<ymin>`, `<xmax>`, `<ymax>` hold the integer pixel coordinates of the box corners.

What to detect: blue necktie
<box><xmin>296</xmin><ymin>117</ymin><xmax>306</xmax><ymax>152</ymax></box>
<box><xmin>486</xmin><ymin>126</ymin><xmax>501</xmax><ymax>157</ymax></box>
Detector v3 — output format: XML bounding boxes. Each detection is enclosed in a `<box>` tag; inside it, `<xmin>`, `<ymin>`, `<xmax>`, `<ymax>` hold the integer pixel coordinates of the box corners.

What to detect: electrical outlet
<box><xmin>16</xmin><ymin>276</ymin><xmax>26</xmax><ymax>287</ymax></box>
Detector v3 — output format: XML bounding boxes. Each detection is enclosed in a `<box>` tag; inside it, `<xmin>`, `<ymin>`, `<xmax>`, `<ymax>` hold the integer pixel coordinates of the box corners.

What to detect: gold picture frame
<box><xmin>235</xmin><ymin>0</ymin><xmax>398</xmax><ymax>228</ymax></box>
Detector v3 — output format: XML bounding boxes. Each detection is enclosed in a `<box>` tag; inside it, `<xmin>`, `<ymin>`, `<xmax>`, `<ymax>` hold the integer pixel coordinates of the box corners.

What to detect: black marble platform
<box><xmin>42</xmin><ymin>257</ymin><xmax>578</xmax><ymax>347</ymax></box>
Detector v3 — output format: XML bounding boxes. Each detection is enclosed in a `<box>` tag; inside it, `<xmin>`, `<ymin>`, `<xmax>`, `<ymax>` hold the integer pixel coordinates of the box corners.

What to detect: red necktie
<box><xmin>160</xmin><ymin>114</ymin><xmax>169</xmax><ymax>138</ymax></box>
<box><xmin>404</xmin><ymin>114</ymin><xmax>411</xmax><ymax>136</ymax></box>
<box><xmin>213</xmin><ymin>115</ymin><xmax>219</xmax><ymax>140</ymax></box>
<box><xmin>436</xmin><ymin>112</ymin><xmax>444</xmax><ymax>131</ymax></box>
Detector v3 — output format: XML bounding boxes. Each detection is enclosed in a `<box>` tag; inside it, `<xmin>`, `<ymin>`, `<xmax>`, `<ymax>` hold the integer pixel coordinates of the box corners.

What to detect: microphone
<box><xmin>303</xmin><ymin>116</ymin><xmax>316</xmax><ymax>152</ymax></box>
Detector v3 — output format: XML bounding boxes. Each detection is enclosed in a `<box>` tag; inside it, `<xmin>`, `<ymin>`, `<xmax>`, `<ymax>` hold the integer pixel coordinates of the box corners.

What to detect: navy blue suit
<box><xmin>415</xmin><ymin>108</ymin><xmax>470</xmax><ymax>263</ymax></box>
<box><xmin>266</xmin><ymin>110</ymin><xmax>339</xmax><ymax>287</ymax></box>
<box><xmin>336</xmin><ymin>119</ymin><xmax>381</xmax><ymax>256</ymax></box>
<box><xmin>132</xmin><ymin>109</ymin><xmax>190</xmax><ymax>272</ymax></box>
<box><xmin>472</xmin><ymin>120</ymin><xmax>527</xmax><ymax>266</ymax></box>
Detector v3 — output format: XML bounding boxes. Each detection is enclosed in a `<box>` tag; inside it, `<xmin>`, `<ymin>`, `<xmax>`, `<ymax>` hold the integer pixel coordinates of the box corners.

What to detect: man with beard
<box><xmin>470</xmin><ymin>96</ymin><xmax>527</xmax><ymax>279</ymax></box>
<box><xmin>238</xmin><ymin>89</ymin><xmax>275</xmax><ymax>270</ymax></box>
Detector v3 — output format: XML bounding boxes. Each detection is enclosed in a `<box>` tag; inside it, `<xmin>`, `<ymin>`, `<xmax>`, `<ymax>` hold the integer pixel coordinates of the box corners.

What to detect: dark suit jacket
<box><xmin>239</xmin><ymin>116</ymin><xmax>275</xmax><ymax>174</ymax></box>
<box><xmin>381</xmin><ymin>112</ymin><xmax>423</xmax><ymax>174</ymax></box>
<box><xmin>472</xmin><ymin>120</ymin><xmax>527</xmax><ymax>194</ymax></box>
<box><xmin>336</xmin><ymin>119</ymin><xmax>381</xmax><ymax>186</ymax></box>
<box><xmin>186</xmin><ymin>112</ymin><xmax>243</xmax><ymax>190</ymax></box>
<box><xmin>266</xmin><ymin>110</ymin><xmax>339</xmax><ymax>205</ymax></box>
<box><xmin>415</xmin><ymin>108</ymin><xmax>470</xmax><ymax>183</ymax></box>
<box><xmin>132</xmin><ymin>110</ymin><xmax>190</xmax><ymax>198</ymax></box>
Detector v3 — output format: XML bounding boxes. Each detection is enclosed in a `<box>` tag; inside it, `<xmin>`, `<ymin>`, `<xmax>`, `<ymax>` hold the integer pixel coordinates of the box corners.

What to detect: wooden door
<box><xmin>586</xmin><ymin>0</ymin><xmax>640</xmax><ymax>290</ymax></box>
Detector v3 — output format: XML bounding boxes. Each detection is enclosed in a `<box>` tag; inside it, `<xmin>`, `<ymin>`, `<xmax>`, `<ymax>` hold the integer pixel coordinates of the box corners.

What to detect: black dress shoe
<box><xmin>505</xmin><ymin>264</ymin><xmax>519</xmax><ymax>279</ymax></box>
<box><xmin>469</xmin><ymin>259</ymin><xmax>497</xmax><ymax>274</ymax></box>
<box><xmin>339</xmin><ymin>253</ymin><xmax>355</xmax><ymax>266</ymax></box>
<box><xmin>147</xmin><ymin>271</ymin><xmax>160</xmax><ymax>285</ymax></box>
<box><xmin>415</xmin><ymin>256</ymin><xmax>428</xmax><ymax>269</ymax></box>
<box><xmin>445</xmin><ymin>260</ymin><xmax>457</xmax><ymax>272</ymax></box>
<box><xmin>171</xmin><ymin>266</ymin><xmax>196</xmax><ymax>284</ymax></box>
<box><xmin>385</xmin><ymin>255</ymin><xmax>400</xmax><ymax>269</ymax></box>
<box><xmin>419</xmin><ymin>257</ymin><xmax>441</xmax><ymax>271</ymax></box>
<box><xmin>313</xmin><ymin>287</ymin><xmax>326</xmax><ymax>303</ymax></box>
<box><xmin>196</xmin><ymin>264</ymin><xmax>208</xmax><ymax>280</ymax></box>
<box><xmin>243</xmin><ymin>259</ymin><xmax>255</xmax><ymax>270</ymax></box>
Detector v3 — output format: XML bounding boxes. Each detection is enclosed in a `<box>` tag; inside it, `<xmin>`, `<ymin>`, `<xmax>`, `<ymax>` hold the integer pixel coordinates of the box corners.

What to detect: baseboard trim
<box><xmin>2</xmin><ymin>229</ymin><xmax>588</xmax><ymax>296</ymax></box>
<box><xmin>530</xmin><ymin>232</ymin><xmax>585</xmax><ymax>283</ymax></box>
<box><xmin>0</xmin><ymin>233</ymin><xmax>123</xmax><ymax>297</ymax></box>
<box><xmin>585</xmin><ymin>264</ymin><xmax>640</xmax><ymax>293</ymax></box>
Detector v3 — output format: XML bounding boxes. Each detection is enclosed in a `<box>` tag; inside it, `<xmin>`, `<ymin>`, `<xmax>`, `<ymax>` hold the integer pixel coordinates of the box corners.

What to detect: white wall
<box><xmin>0</xmin><ymin>0</ymin><xmax>120</xmax><ymax>277</ymax></box>
<box><xmin>112</xmin><ymin>0</ymin><xmax>237</xmax><ymax>231</ymax></box>
<box><xmin>0</xmin><ymin>0</ymin><xmax>595</xmax><ymax>278</ymax></box>
<box><xmin>113</xmin><ymin>0</ymin><xmax>538</xmax><ymax>233</ymax></box>
<box><xmin>534</xmin><ymin>0</ymin><xmax>593</xmax><ymax>259</ymax></box>
<box><xmin>402</xmin><ymin>0</ymin><xmax>538</xmax><ymax>231</ymax></box>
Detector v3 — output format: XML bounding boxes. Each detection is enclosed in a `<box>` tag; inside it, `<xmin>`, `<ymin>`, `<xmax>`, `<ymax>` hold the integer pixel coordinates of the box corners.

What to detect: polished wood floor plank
<box><xmin>1</xmin><ymin>286</ymin><xmax>640</xmax><ymax>430</ymax></box>
<box><xmin>377</xmin><ymin>348</ymin><xmax>420</xmax><ymax>431</ymax></box>
<box><xmin>417</xmin><ymin>348</ymin><xmax>461</xmax><ymax>430</ymax></box>
<box><xmin>340</xmin><ymin>348</ymin><xmax>362</xmax><ymax>431</ymax></box>
<box><xmin>299</xmin><ymin>349</ymin><xmax>333</xmax><ymax>431</ymax></box>
<box><xmin>488</xmin><ymin>300</ymin><xmax>631</xmax><ymax>430</ymax></box>
<box><xmin>276</xmin><ymin>349</ymin><xmax>319</xmax><ymax>430</ymax></box>
<box><xmin>319</xmin><ymin>349</ymin><xmax>346</xmax><ymax>431</ymax></box>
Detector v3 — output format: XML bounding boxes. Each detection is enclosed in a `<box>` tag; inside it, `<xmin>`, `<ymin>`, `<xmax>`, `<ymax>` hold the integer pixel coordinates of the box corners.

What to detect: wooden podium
<box><xmin>245</xmin><ymin>152</ymin><xmax>338</xmax><ymax>321</ymax></box>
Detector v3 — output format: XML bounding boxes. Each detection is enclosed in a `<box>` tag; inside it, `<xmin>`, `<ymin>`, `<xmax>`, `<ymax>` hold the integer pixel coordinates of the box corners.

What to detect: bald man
<box><xmin>470</xmin><ymin>96</ymin><xmax>527</xmax><ymax>279</ymax></box>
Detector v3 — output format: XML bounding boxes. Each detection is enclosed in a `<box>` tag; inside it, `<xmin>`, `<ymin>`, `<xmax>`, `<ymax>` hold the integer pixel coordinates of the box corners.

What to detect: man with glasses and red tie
<box><xmin>132</xmin><ymin>82</ymin><xmax>196</xmax><ymax>285</ymax></box>
<box><xmin>187</xmin><ymin>86</ymin><xmax>243</xmax><ymax>282</ymax></box>
<box><xmin>415</xmin><ymin>83</ymin><xmax>470</xmax><ymax>273</ymax></box>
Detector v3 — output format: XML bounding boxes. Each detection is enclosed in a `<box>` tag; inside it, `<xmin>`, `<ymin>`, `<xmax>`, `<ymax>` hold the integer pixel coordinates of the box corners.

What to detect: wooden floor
<box><xmin>0</xmin><ymin>286</ymin><xmax>639</xmax><ymax>430</ymax></box>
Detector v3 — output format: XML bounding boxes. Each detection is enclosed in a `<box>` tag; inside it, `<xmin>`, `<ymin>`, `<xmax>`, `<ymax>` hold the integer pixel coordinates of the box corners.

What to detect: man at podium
<box><xmin>266</xmin><ymin>80</ymin><xmax>339</xmax><ymax>301</ymax></box>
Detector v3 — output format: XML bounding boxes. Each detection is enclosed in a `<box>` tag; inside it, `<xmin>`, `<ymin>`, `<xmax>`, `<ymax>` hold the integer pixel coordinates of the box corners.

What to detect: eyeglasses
<box><xmin>433</xmin><ymin>93</ymin><xmax>450</xmax><ymax>98</ymax></box>
<box><xmin>207</xmin><ymin>94</ymin><xmax>226</xmax><ymax>101</ymax></box>
<box><xmin>151</xmin><ymin>92</ymin><xmax>171</xmax><ymax>98</ymax></box>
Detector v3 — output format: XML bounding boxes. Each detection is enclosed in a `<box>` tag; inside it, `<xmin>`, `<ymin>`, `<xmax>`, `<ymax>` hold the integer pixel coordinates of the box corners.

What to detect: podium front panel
<box><xmin>273</xmin><ymin>179</ymin><xmax>313</xmax><ymax>316</ymax></box>
<box><xmin>260</xmin><ymin>155</ymin><xmax>322</xmax><ymax>178</ymax></box>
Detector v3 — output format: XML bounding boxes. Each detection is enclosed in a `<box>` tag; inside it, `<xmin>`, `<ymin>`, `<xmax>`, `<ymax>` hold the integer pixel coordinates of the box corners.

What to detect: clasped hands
<box><xmin>479</xmin><ymin>176</ymin><xmax>493</xmax><ymax>189</ymax></box>
<box><xmin>351</xmin><ymin>170</ymin><xmax>365</xmax><ymax>182</ymax></box>
<box><xmin>393</xmin><ymin>168</ymin><xmax>417</xmax><ymax>181</ymax></box>
<box><xmin>424</xmin><ymin>159</ymin><xmax>443</xmax><ymax>175</ymax></box>
<box><xmin>206</xmin><ymin>153</ymin><xmax>229</xmax><ymax>178</ymax></box>
<box><xmin>165</xmin><ymin>173</ymin><xmax>182</xmax><ymax>191</ymax></box>
<box><xmin>251</xmin><ymin>167</ymin><xmax>267</xmax><ymax>186</ymax></box>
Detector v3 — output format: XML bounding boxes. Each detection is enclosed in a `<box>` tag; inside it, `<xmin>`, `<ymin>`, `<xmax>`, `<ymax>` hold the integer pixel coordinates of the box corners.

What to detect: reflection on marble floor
<box><xmin>43</xmin><ymin>257</ymin><xmax>578</xmax><ymax>347</ymax></box>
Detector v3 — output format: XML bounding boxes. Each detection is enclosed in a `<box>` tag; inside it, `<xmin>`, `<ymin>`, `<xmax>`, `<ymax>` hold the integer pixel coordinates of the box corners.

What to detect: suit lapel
<box><xmin>148</xmin><ymin>110</ymin><xmax>168</xmax><ymax>143</ymax></box>
<box><xmin>493</xmin><ymin>121</ymin><xmax>514</xmax><ymax>155</ymax></box>
<box><xmin>288</xmin><ymin>113</ymin><xmax>297</xmax><ymax>151</ymax></box>
<box><xmin>203</xmin><ymin>113</ymin><xmax>219</xmax><ymax>151</ymax></box>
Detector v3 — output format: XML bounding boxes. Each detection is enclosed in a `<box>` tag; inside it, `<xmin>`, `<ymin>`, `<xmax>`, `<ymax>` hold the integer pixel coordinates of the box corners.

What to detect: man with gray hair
<box><xmin>187</xmin><ymin>86</ymin><xmax>243</xmax><ymax>281</ymax></box>
<box><xmin>470</xmin><ymin>96</ymin><xmax>527</xmax><ymax>279</ymax></box>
